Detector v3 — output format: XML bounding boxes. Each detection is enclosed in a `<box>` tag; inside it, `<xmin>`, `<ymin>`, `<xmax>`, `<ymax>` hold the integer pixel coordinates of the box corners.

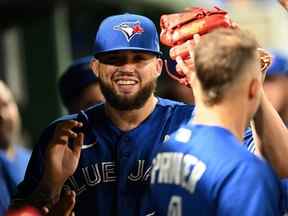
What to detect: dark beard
<box><xmin>99</xmin><ymin>79</ymin><xmax>156</xmax><ymax>111</ymax></box>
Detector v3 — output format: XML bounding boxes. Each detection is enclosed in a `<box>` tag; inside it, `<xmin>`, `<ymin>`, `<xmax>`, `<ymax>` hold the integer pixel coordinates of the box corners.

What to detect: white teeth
<box><xmin>116</xmin><ymin>80</ymin><xmax>137</xmax><ymax>85</ymax></box>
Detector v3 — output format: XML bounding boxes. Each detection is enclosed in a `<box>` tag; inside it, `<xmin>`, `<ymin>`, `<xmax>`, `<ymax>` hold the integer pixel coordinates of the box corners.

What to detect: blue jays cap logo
<box><xmin>113</xmin><ymin>21</ymin><xmax>144</xmax><ymax>42</ymax></box>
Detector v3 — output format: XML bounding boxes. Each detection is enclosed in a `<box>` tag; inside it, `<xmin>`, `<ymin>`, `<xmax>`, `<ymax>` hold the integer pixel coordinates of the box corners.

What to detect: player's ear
<box><xmin>90</xmin><ymin>58</ymin><xmax>99</xmax><ymax>77</ymax></box>
<box><xmin>154</xmin><ymin>57</ymin><xmax>163</xmax><ymax>78</ymax></box>
<box><xmin>248</xmin><ymin>78</ymin><xmax>261</xmax><ymax>100</ymax></box>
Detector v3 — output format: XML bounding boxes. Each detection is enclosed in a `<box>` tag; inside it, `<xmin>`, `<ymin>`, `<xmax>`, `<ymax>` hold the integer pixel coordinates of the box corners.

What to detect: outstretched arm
<box><xmin>251</xmin><ymin>48</ymin><xmax>288</xmax><ymax>178</ymax></box>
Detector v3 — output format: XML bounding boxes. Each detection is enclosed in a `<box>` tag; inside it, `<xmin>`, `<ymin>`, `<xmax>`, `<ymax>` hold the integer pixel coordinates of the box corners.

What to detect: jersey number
<box><xmin>168</xmin><ymin>196</ymin><xmax>182</xmax><ymax>216</ymax></box>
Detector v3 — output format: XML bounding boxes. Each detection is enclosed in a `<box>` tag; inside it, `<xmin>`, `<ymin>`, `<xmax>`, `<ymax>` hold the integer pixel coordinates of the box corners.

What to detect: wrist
<box><xmin>38</xmin><ymin>174</ymin><xmax>63</xmax><ymax>199</ymax></box>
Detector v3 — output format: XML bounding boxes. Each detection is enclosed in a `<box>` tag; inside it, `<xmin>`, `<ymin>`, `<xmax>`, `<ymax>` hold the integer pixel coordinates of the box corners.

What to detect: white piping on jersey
<box><xmin>81</xmin><ymin>142</ymin><xmax>97</xmax><ymax>149</ymax></box>
<box><xmin>247</xmin><ymin>141</ymin><xmax>256</xmax><ymax>153</ymax></box>
<box><xmin>145</xmin><ymin>212</ymin><xmax>155</xmax><ymax>216</ymax></box>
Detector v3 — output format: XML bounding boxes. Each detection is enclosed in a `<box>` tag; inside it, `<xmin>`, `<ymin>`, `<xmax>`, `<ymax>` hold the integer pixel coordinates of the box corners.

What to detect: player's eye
<box><xmin>98</xmin><ymin>53</ymin><xmax>154</xmax><ymax>66</ymax></box>
<box><xmin>133</xmin><ymin>55</ymin><xmax>146</xmax><ymax>63</ymax></box>
<box><xmin>98</xmin><ymin>56</ymin><xmax>126</xmax><ymax>66</ymax></box>
<box><xmin>133</xmin><ymin>54</ymin><xmax>154</xmax><ymax>63</ymax></box>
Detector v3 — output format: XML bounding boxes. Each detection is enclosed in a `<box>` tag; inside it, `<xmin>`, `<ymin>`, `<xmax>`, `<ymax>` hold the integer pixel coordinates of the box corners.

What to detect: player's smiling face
<box><xmin>93</xmin><ymin>51</ymin><xmax>162</xmax><ymax>110</ymax></box>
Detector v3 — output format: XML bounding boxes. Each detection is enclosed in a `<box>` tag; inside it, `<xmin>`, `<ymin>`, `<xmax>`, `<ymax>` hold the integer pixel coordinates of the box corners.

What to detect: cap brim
<box><xmin>94</xmin><ymin>47</ymin><xmax>162</xmax><ymax>58</ymax></box>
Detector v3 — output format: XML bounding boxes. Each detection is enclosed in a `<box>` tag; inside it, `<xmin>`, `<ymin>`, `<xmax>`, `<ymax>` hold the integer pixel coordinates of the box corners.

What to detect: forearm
<box><xmin>252</xmin><ymin>92</ymin><xmax>288</xmax><ymax>178</ymax></box>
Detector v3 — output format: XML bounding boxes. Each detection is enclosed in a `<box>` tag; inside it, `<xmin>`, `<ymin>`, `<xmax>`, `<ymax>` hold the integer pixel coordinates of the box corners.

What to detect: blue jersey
<box><xmin>14</xmin><ymin>98</ymin><xmax>194</xmax><ymax>215</ymax></box>
<box><xmin>148</xmin><ymin>124</ymin><xmax>281</xmax><ymax>216</ymax></box>
<box><xmin>0</xmin><ymin>145</ymin><xmax>31</xmax><ymax>215</ymax></box>
<box><xmin>14</xmin><ymin>98</ymin><xmax>254</xmax><ymax>216</ymax></box>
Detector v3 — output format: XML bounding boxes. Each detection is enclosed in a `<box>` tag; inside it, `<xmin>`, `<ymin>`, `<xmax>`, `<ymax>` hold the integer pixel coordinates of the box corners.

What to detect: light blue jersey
<box><xmin>148</xmin><ymin>124</ymin><xmax>282</xmax><ymax>216</ymax></box>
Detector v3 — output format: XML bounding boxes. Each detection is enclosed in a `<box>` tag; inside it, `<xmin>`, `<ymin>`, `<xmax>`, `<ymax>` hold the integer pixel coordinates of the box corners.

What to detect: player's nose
<box><xmin>120</xmin><ymin>61</ymin><xmax>137</xmax><ymax>73</ymax></box>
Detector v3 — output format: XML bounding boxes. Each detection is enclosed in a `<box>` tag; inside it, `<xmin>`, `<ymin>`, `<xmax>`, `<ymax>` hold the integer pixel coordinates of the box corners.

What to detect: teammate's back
<box><xmin>150</xmin><ymin>123</ymin><xmax>281</xmax><ymax>215</ymax></box>
<box><xmin>146</xmin><ymin>28</ymin><xmax>283</xmax><ymax>215</ymax></box>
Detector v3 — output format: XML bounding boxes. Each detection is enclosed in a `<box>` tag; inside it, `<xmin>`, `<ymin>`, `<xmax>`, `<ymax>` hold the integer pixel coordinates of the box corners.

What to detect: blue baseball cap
<box><xmin>93</xmin><ymin>13</ymin><xmax>162</xmax><ymax>57</ymax></box>
<box><xmin>58</xmin><ymin>56</ymin><xmax>98</xmax><ymax>107</ymax></box>
<box><xmin>267</xmin><ymin>50</ymin><xmax>288</xmax><ymax>76</ymax></box>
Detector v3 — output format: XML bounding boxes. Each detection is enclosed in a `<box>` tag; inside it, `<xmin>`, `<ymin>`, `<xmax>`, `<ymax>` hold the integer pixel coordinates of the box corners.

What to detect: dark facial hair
<box><xmin>99</xmin><ymin>78</ymin><xmax>156</xmax><ymax>111</ymax></box>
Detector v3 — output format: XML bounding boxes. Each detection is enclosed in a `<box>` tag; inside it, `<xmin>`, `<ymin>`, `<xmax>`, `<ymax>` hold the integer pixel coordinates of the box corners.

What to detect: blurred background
<box><xmin>0</xmin><ymin>0</ymin><xmax>288</xmax><ymax>148</ymax></box>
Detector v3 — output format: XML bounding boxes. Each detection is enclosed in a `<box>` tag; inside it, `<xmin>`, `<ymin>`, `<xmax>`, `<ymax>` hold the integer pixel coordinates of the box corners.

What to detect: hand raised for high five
<box><xmin>257</xmin><ymin>48</ymin><xmax>272</xmax><ymax>80</ymax></box>
<box><xmin>28</xmin><ymin>120</ymin><xmax>84</xmax><ymax>214</ymax></box>
<box><xmin>41</xmin><ymin>120</ymin><xmax>84</xmax><ymax>194</ymax></box>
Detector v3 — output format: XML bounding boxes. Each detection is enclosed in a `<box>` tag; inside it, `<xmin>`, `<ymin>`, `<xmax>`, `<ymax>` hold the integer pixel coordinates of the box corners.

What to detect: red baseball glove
<box><xmin>160</xmin><ymin>6</ymin><xmax>233</xmax><ymax>87</ymax></box>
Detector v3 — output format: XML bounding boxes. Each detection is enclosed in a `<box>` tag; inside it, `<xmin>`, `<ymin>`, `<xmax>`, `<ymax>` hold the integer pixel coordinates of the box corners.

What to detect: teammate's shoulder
<box><xmin>228</xmin><ymin>149</ymin><xmax>278</xmax><ymax>183</ymax></box>
<box><xmin>157</xmin><ymin>97</ymin><xmax>192</xmax><ymax>107</ymax></box>
<box><xmin>161</xmin><ymin>124</ymin><xmax>194</xmax><ymax>153</ymax></box>
<box><xmin>157</xmin><ymin>97</ymin><xmax>195</xmax><ymax>110</ymax></box>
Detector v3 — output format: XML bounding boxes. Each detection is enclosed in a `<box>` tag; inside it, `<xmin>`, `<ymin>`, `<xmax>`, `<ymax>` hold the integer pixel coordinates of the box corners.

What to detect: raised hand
<box><xmin>31</xmin><ymin>120</ymin><xmax>84</xmax><ymax>209</ymax></box>
<box><xmin>257</xmin><ymin>48</ymin><xmax>272</xmax><ymax>81</ymax></box>
<box><xmin>40</xmin><ymin>120</ymin><xmax>84</xmax><ymax>197</ymax></box>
